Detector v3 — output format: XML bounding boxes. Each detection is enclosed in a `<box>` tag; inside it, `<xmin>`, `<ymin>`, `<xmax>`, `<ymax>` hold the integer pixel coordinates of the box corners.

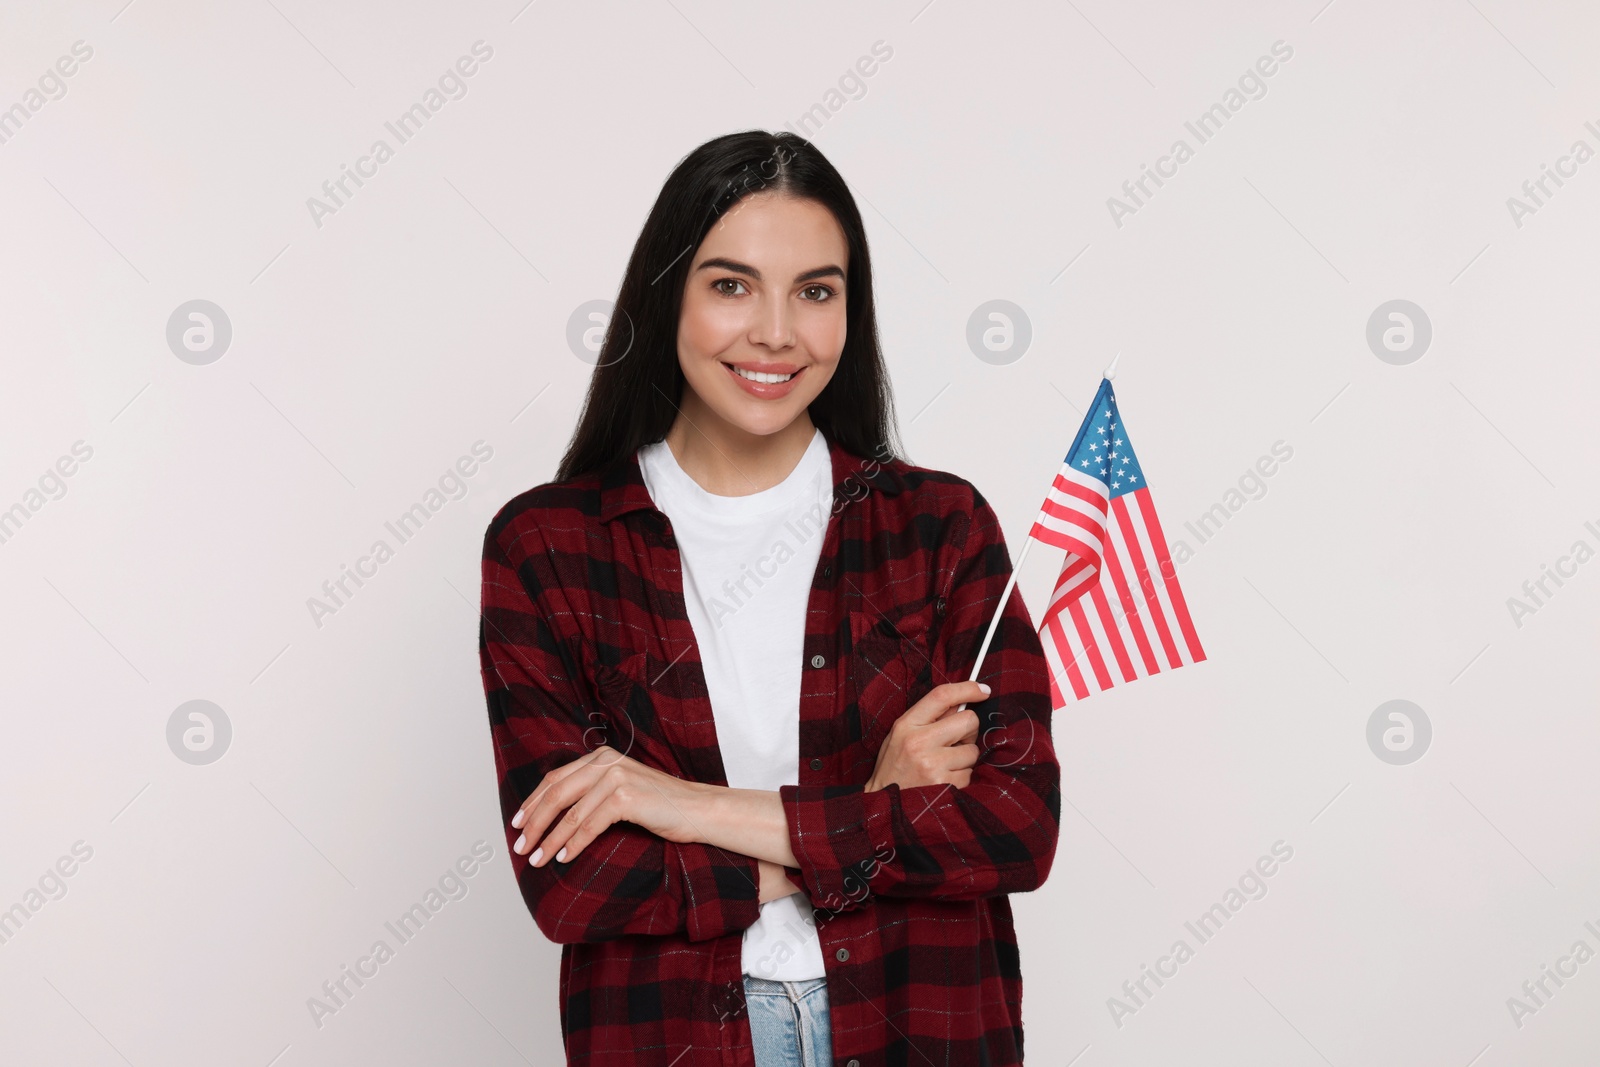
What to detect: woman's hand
<box><xmin>864</xmin><ymin>681</ymin><xmax>989</xmax><ymax>793</ymax></box>
<box><xmin>511</xmin><ymin>746</ymin><xmax>708</xmax><ymax>867</ymax></box>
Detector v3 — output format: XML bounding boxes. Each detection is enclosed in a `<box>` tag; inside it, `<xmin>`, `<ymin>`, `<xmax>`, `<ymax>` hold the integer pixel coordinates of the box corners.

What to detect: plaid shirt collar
<box><xmin>596</xmin><ymin>429</ymin><xmax>906</xmax><ymax>524</ymax></box>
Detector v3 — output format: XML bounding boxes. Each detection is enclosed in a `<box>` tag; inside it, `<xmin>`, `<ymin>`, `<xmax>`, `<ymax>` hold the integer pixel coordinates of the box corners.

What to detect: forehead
<box><xmin>697</xmin><ymin>192</ymin><xmax>848</xmax><ymax>263</ymax></box>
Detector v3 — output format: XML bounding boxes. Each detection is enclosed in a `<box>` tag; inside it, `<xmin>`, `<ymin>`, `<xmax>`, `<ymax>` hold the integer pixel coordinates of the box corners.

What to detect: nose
<box><xmin>750</xmin><ymin>290</ymin><xmax>794</xmax><ymax>349</ymax></box>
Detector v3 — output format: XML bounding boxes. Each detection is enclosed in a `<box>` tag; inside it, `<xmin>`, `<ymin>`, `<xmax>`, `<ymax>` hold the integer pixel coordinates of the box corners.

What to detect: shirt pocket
<box><xmin>584</xmin><ymin>648</ymin><xmax>650</xmax><ymax>761</ymax></box>
<box><xmin>847</xmin><ymin>604</ymin><xmax>937</xmax><ymax>754</ymax></box>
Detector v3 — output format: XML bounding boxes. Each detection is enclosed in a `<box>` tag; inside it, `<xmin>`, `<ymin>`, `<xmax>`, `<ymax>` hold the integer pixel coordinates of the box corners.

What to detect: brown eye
<box><xmin>801</xmin><ymin>285</ymin><xmax>835</xmax><ymax>302</ymax></box>
<box><xmin>714</xmin><ymin>278</ymin><xmax>747</xmax><ymax>296</ymax></box>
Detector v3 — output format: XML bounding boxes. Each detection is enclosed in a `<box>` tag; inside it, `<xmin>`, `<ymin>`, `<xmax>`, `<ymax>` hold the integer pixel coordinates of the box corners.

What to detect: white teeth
<box><xmin>731</xmin><ymin>365</ymin><xmax>794</xmax><ymax>384</ymax></box>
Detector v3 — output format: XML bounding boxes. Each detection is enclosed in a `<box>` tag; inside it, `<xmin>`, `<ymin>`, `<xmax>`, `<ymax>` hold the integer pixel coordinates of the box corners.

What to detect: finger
<box><xmin>515</xmin><ymin>747</ymin><xmax>610</xmax><ymax>830</ymax></box>
<box><xmin>516</xmin><ymin>759</ymin><xmax>602</xmax><ymax>855</ymax></box>
<box><xmin>946</xmin><ymin>681</ymin><xmax>991</xmax><ymax>713</ymax></box>
<box><xmin>926</xmin><ymin>708</ymin><xmax>980</xmax><ymax>747</ymax></box>
<box><xmin>947</xmin><ymin>679</ymin><xmax>996</xmax><ymax>715</ymax></box>
<box><xmin>532</xmin><ymin>778</ymin><xmax>618</xmax><ymax>867</ymax></box>
<box><xmin>904</xmin><ymin>682</ymin><xmax>990</xmax><ymax>726</ymax></box>
<box><xmin>514</xmin><ymin>768</ymin><xmax>578</xmax><ymax>846</ymax></box>
<box><xmin>947</xmin><ymin>742</ymin><xmax>980</xmax><ymax>769</ymax></box>
<box><xmin>545</xmin><ymin>767</ymin><xmax>630</xmax><ymax>866</ymax></box>
<box><xmin>899</xmin><ymin>692</ymin><xmax>952</xmax><ymax>727</ymax></box>
<box><xmin>527</xmin><ymin>770</ymin><xmax>611</xmax><ymax>865</ymax></box>
<box><xmin>514</xmin><ymin>756</ymin><xmax>582</xmax><ymax>830</ymax></box>
<box><xmin>955</xmin><ymin>715</ymin><xmax>979</xmax><ymax>745</ymax></box>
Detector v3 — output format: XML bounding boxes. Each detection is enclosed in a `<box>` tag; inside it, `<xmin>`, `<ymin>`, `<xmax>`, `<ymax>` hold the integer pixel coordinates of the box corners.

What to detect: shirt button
<box><xmin>821</xmin><ymin>563</ymin><xmax>832</xmax><ymax>578</ymax></box>
<box><xmin>809</xmin><ymin>757</ymin><xmax>823</xmax><ymax>771</ymax></box>
<box><xmin>935</xmin><ymin>596</ymin><xmax>947</xmax><ymax>614</ymax></box>
<box><xmin>835</xmin><ymin>948</ymin><xmax>850</xmax><ymax>962</ymax></box>
<box><xmin>810</xmin><ymin>654</ymin><xmax>826</xmax><ymax>669</ymax></box>
<box><xmin>848</xmin><ymin>1061</ymin><xmax>860</xmax><ymax>1067</ymax></box>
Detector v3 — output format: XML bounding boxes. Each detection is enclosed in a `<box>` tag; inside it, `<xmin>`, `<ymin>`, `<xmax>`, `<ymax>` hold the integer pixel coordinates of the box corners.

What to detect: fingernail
<box><xmin>513</xmin><ymin>834</ymin><xmax>525</xmax><ymax>854</ymax></box>
<box><xmin>556</xmin><ymin>847</ymin><xmax>568</xmax><ymax>863</ymax></box>
<box><xmin>978</xmin><ymin>683</ymin><xmax>992</xmax><ymax>696</ymax></box>
<box><xmin>512</xmin><ymin>810</ymin><xmax>524</xmax><ymax>829</ymax></box>
<box><xmin>531</xmin><ymin>847</ymin><xmax>543</xmax><ymax>865</ymax></box>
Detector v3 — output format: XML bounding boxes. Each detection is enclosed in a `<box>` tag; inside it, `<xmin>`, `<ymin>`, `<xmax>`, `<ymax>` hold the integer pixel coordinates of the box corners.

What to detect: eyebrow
<box><xmin>693</xmin><ymin>257</ymin><xmax>845</xmax><ymax>284</ymax></box>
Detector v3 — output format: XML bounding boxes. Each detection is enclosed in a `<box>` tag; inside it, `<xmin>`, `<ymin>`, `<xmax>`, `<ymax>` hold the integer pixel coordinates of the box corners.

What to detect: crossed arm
<box><xmin>481</xmin><ymin>488</ymin><xmax>1059</xmax><ymax>945</ymax></box>
<box><xmin>511</xmin><ymin>768</ymin><xmax>801</xmax><ymax>882</ymax></box>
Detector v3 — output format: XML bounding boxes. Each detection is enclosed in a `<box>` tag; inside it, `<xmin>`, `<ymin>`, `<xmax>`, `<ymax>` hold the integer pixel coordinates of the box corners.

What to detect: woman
<box><xmin>479</xmin><ymin>130</ymin><xmax>1060</xmax><ymax>1067</ymax></box>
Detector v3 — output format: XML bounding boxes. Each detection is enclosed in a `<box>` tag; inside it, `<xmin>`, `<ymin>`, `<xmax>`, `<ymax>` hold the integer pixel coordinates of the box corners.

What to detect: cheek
<box><xmin>679</xmin><ymin>292</ymin><xmax>742</xmax><ymax>358</ymax></box>
<box><xmin>800</xmin><ymin>304</ymin><xmax>848</xmax><ymax>364</ymax></box>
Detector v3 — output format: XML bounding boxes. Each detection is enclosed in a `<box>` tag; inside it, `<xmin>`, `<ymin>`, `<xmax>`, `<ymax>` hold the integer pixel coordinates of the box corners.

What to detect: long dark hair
<box><xmin>555</xmin><ymin>130</ymin><xmax>902</xmax><ymax>483</ymax></box>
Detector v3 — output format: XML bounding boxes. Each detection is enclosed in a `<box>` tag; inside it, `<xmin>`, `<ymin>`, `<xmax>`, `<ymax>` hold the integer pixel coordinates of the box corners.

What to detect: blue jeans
<box><xmin>743</xmin><ymin>975</ymin><xmax>834</xmax><ymax>1067</ymax></box>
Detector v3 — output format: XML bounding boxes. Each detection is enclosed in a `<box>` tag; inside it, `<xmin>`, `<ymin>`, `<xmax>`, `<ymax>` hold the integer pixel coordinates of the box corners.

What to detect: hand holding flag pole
<box><xmin>962</xmin><ymin>353</ymin><xmax>1204</xmax><ymax>712</ymax></box>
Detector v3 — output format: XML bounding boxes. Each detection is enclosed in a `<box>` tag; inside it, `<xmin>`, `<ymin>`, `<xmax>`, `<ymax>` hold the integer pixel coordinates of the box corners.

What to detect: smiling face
<box><xmin>674</xmin><ymin>191</ymin><xmax>849</xmax><ymax>441</ymax></box>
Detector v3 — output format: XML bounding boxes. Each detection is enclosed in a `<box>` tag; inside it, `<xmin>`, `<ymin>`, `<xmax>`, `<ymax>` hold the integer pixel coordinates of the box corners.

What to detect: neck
<box><xmin>662</xmin><ymin>395</ymin><xmax>818</xmax><ymax>497</ymax></box>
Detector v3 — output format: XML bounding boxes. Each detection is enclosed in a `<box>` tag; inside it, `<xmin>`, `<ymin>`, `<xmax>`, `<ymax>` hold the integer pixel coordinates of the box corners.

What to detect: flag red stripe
<box><xmin>1099</xmin><ymin>515</ymin><xmax>1161</xmax><ymax>675</ymax></box>
<box><xmin>1134</xmin><ymin>489</ymin><xmax>1206</xmax><ymax>663</ymax></box>
<box><xmin>1043</xmin><ymin>556</ymin><xmax>1094</xmax><ymax>639</ymax></box>
<box><xmin>1088</xmin><ymin>580</ymin><xmax>1138</xmax><ymax>682</ymax></box>
<box><xmin>1047</xmin><ymin>613</ymin><xmax>1089</xmax><ymax>700</ymax></box>
<box><xmin>1067</xmin><ymin>596</ymin><xmax>1114</xmax><ymax>691</ymax></box>
<box><xmin>1036</xmin><ymin>509</ymin><xmax>1099</xmax><ymax>544</ymax></box>
<box><xmin>1047</xmin><ymin>472</ymin><xmax>1107</xmax><ymax>511</ymax></box>
<box><xmin>1111</xmin><ymin>493</ymin><xmax>1181</xmax><ymax>668</ymax></box>
<box><xmin>1047</xmin><ymin>532</ymin><xmax>1101</xmax><ymax>575</ymax></box>
<box><xmin>1035</xmin><ymin>500</ymin><xmax>1102</xmax><ymax>542</ymax></box>
<box><xmin>1030</xmin><ymin>521</ymin><xmax>1097</xmax><ymax>556</ymax></box>
<box><xmin>1043</xmin><ymin>553</ymin><xmax>1096</xmax><ymax>631</ymax></box>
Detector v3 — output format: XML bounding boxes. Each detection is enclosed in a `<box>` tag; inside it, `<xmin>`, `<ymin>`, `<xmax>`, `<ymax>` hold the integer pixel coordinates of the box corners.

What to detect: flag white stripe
<box><xmin>1082</xmin><ymin>584</ymin><xmax>1126</xmax><ymax>686</ymax></box>
<box><xmin>1103</xmin><ymin>495</ymin><xmax>1164</xmax><ymax>677</ymax></box>
<box><xmin>1117</xmin><ymin>492</ymin><xmax>1198</xmax><ymax>669</ymax></box>
<box><xmin>1040</xmin><ymin>614</ymin><xmax>1080</xmax><ymax>703</ymax></box>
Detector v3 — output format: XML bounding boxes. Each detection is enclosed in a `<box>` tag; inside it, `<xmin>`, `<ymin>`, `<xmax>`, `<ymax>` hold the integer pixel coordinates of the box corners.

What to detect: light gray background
<box><xmin>3</xmin><ymin>1</ymin><xmax>1597</xmax><ymax>1064</ymax></box>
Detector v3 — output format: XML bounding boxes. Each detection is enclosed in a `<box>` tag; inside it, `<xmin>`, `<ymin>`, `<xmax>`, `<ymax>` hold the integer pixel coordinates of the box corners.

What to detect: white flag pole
<box><xmin>964</xmin><ymin>353</ymin><xmax>1121</xmax><ymax>692</ymax></box>
<box><xmin>965</xmin><ymin>538</ymin><xmax>1034</xmax><ymax>684</ymax></box>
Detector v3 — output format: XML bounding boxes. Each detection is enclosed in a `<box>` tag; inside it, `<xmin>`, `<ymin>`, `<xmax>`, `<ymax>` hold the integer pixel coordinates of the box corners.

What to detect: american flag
<box><xmin>1029</xmin><ymin>377</ymin><xmax>1205</xmax><ymax>707</ymax></box>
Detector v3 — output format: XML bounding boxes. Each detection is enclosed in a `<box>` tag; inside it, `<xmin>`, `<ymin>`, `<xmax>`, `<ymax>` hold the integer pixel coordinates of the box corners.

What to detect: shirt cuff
<box><xmin>672</xmin><ymin>842</ymin><xmax>764</xmax><ymax>942</ymax></box>
<box><xmin>779</xmin><ymin>783</ymin><xmax>897</xmax><ymax>915</ymax></box>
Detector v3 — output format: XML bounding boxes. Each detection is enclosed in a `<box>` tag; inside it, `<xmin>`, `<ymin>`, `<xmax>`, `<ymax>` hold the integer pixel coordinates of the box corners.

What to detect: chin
<box><xmin>721</xmin><ymin>406</ymin><xmax>806</xmax><ymax>438</ymax></box>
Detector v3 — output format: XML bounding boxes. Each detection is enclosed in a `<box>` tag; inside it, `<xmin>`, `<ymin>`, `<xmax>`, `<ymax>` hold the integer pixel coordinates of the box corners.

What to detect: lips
<box><xmin>722</xmin><ymin>361</ymin><xmax>805</xmax><ymax>399</ymax></box>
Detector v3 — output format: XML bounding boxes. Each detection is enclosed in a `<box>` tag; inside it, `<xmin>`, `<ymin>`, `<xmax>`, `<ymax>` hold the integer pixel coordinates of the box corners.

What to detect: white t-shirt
<box><xmin>636</xmin><ymin>427</ymin><xmax>832</xmax><ymax>981</ymax></box>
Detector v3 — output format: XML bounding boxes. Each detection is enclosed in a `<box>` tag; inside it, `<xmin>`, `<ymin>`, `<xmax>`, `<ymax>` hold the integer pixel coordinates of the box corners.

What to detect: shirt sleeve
<box><xmin>480</xmin><ymin>508</ymin><xmax>764</xmax><ymax>944</ymax></box>
<box><xmin>779</xmin><ymin>485</ymin><xmax>1061</xmax><ymax>911</ymax></box>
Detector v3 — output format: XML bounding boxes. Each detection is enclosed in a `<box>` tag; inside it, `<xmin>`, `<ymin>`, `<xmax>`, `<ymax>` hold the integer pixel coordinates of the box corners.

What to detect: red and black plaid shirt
<box><xmin>479</xmin><ymin>430</ymin><xmax>1061</xmax><ymax>1066</ymax></box>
